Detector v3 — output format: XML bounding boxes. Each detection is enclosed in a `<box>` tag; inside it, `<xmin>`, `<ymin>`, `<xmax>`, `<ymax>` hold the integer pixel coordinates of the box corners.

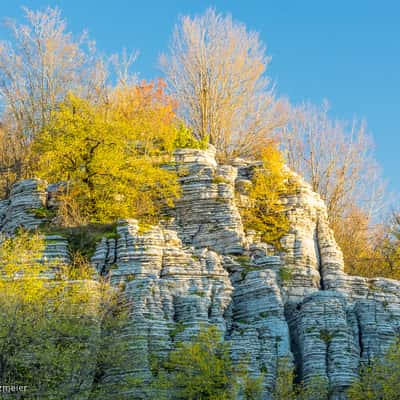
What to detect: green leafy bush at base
<box><xmin>347</xmin><ymin>339</ymin><xmax>400</xmax><ymax>400</ymax></box>
<box><xmin>149</xmin><ymin>325</ymin><xmax>264</xmax><ymax>399</ymax></box>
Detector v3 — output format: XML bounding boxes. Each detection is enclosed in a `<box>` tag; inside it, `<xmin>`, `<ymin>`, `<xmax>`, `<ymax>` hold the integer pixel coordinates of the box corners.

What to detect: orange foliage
<box><xmin>110</xmin><ymin>78</ymin><xmax>179</xmax><ymax>156</ymax></box>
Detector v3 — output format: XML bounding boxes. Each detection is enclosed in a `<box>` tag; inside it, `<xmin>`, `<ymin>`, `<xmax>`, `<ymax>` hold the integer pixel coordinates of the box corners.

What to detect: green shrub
<box><xmin>347</xmin><ymin>339</ymin><xmax>400</xmax><ymax>400</ymax></box>
<box><xmin>152</xmin><ymin>325</ymin><xmax>263</xmax><ymax>399</ymax></box>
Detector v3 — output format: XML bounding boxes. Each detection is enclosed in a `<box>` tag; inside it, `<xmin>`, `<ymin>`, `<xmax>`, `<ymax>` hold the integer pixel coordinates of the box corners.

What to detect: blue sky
<box><xmin>1</xmin><ymin>0</ymin><xmax>399</xmax><ymax>194</ymax></box>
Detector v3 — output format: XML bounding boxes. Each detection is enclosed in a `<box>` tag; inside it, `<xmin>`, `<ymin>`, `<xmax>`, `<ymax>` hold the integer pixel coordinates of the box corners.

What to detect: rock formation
<box><xmin>1</xmin><ymin>147</ymin><xmax>400</xmax><ymax>399</ymax></box>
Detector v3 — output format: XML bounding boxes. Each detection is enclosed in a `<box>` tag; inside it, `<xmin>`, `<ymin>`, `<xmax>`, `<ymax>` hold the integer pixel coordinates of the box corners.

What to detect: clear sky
<box><xmin>1</xmin><ymin>0</ymin><xmax>399</xmax><ymax>194</ymax></box>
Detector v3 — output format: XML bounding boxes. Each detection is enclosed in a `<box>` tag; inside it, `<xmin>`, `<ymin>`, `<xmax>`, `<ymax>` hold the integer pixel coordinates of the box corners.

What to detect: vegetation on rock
<box><xmin>347</xmin><ymin>340</ymin><xmax>400</xmax><ymax>400</ymax></box>
<box><xmin>240</xmin><ymin>145</ymin><xmax>293</xmax><ymax>248</ymax></box>
<box><xmin>150</xmin><ymin>325</ymin><xmax>264</xmax><ymax>400</ymax></box>
<box><xmin>0</xmin><ymin>231</ymin><xmax>131</xmax><ymax>399</ymax></box>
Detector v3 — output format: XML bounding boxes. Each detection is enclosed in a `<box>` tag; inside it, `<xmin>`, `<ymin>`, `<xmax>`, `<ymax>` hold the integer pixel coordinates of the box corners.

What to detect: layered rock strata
<box><xmin>1</xmin><ymin>148</ymin><xmax>400</xmax><ymax>399</ymax></box>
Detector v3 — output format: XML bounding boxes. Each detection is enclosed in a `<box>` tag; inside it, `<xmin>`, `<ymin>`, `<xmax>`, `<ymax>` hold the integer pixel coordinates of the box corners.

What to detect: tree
<box><xmin>0</xmin><ymin>7</ymin><xmax>107</xmax><ymax>140</ymax></box>
<box><xmin>0</xmin><ymin>230</ymin><xmax>131</xmax><ymax>399</ymax></box>
<box><xmin>272</xmin><ymin>357</ymin><xmax>329</xmax><ymax>400</ymax></box>
<box><xmin>282</xmin><ymin>102</ymin><xmax>386</xmax><ymax>273</ymax></box>
<box><xmin>283</xmin><ymin>102</ymin><xmax>385</xmax><ymax>227</ymax></box>
<box><xmin>333</xmin><ymin>206</ymin><xmax>378</xmax><ymax>276</ymax></box>
<box><xmin>347</xmin><ymin>340</ymin><xmax>400</xmax><ymax>400</ymax></box>
<box><xmin>160</xmin><ymin>8</ymin><xmax>287</xmax><ymax>161</ymax></box>
<box><xmin>0</xmin><ymin>120</ymin><xmax>26</xmax><ymax>196</ymax></box>
<box><xmin>0</xmin><ymin>7</ymin><xmax>135</xmax><ymax>196</ymax></box>
<box><xmin>32</xmin><ymin>90</ymin><xmax>181</xmax><ymax>226</ymax></box>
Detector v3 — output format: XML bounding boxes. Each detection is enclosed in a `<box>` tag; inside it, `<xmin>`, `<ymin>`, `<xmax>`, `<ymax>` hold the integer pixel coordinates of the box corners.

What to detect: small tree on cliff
<box><xmin>240</xmin><ymin>145</ymin><xmax>293</xmax><ymax>249</ymax></box>
<box><xmin>161</xmin><ymin>8</ymin><xmax>287</xmax><ymax>161</ymax></box>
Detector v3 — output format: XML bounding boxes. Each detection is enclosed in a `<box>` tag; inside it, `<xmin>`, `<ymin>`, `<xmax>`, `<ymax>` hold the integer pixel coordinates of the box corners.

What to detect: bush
<box><xmin>150</xmin><ymin>325</ymin><xmax>263</xmax><ymax>399</ymax></box>
<box><xmin>273</xmin><ymin>357</ymin><xmax>329</xmax><ymax>400</ymax></box>
<box><xmin>240</xmin><ymin>145</ymin><xmax>294</xmax><ymax>249</ymax></box>
<box><xmin>347</xmin><ymin>339</ymin><xmax>400</xmax><ymax>400</ymax></box>
<box><xmin>0</xmin><ymin>231</ymin><xmax>131</xmax><ymax>399</ymax></box>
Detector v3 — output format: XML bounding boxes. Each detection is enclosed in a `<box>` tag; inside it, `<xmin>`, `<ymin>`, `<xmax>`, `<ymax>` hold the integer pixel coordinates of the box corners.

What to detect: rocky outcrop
<box><xmin>91</xmin><ymin>220</ymin><xmax>233</xmax><ymax>398</ymax></box>
<box><xmin>169</xmin><ymin>146</ymin><xmax>245</xmax><ymax>254</ymax></box>
<box><xmin>2</xmin><ymin>147</ymin><xmax>400</xmax><ymax>399</ymax></box>
<box><xmin>0</xmin><ymin>179</ymin><xmax>70</xmax><ymax>265</ymax></box>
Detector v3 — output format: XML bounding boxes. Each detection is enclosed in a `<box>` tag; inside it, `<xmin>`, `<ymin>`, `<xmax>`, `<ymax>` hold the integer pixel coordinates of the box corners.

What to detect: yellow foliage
<box><xmin>32</xmin><ymin>91</ymin><xmax>181</xmax><ymax>225</ymax></box>
<box><xmin>338</xmin><ymin>208</ymin><xmax>400</xmax><ymax>280</ymax></box>
<box><xmin>0</xmin><ymin>231</ymin><xmax>131</xmax><ymax>397</ymax></box>
<box><xmin>241</xmin><ymin>145</ymin><xmax>293</xmax><ymax>248</ymax></box>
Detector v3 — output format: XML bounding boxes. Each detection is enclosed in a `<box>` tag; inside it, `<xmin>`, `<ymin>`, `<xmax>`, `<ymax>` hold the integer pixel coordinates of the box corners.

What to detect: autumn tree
<box><xmin>282</xmin><ymin>102</ymin><xmax>386</xmax><ymax>272</ymax></box>
<box><xmin>0</xmin><ymin>231</ymin><xmax>131</xmax><ymax>399</ymax></box>
<box><xmin>375</xmin><ymin>212</ymin><xmax>400</xmax><ymax>279</ymax></box>
<box><xmin>32</xmin><ymin>89</ymin><xmax>181</xmax><ymax>226</ymax></box>
<box><xmin>161</xmin><ymin>8</ymin><xmax>287</xmax><ymax>161</ymax></box>
<box><xmin>0</xmin><ymin>7</ymin><xmax>135</xmax><ymax>196</ymax></box>
<box><xmin>333</xmin><ymin>206</ymin><xmax>377</xmax><ymax>276</ymax></box>
<box><xmin>283</xmin><ymin>102</ymin><xmax>385</xmax><ymax>227</ymax></box>
<box><xmin>0</xmin><ymin>7</ymin><xmax>109</xmax><ymax>139</ymax></box>
<box><xmin>344</xmin><ymin>210</ymin><xmax>400</xmax><ymax>280</ymax></box>
<box><xmin>0</xmin><ymin>120</ymin><xmax>26</xmax><ymax>196</ymax></box>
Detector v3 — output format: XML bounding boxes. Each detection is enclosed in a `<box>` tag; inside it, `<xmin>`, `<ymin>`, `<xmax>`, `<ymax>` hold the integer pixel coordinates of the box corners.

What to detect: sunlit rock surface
<box><xmin>2</xmin><ymin>148</ymin><xmax>400</xmax><ymax>399</ymax></box>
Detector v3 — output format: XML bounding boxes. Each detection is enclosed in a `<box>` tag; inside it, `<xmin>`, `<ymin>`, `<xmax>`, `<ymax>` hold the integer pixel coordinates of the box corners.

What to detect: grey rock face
<box><xmin>0</xmin><ymin>179</ymin><xmax>70</xmax><ymax>265</ymax></box>
<box><xmin>91</xmin><ymin>219</ymin><xmax>233</xmax><ymax>398</ymax></box>
<box><xmin>170</xmin><ymin>146</ymin><xmax>245</xmax><ymax>254</ymax></box>
<box><xmin>0</xmin><ymin>179</ymin><xmax>47</xmax><ymax>234</ymax></box>
<box><xmin>2</xmin><ymin>149</ymin><xmax>400</xmax><ymax>399</ymax></box>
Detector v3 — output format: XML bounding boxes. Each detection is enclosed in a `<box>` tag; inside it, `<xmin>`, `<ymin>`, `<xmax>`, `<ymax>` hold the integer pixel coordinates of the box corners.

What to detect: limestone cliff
<box><xmin>1</xmin><ymin>147</ymin><xmax>400</xmax><ymax>400</ymax></box>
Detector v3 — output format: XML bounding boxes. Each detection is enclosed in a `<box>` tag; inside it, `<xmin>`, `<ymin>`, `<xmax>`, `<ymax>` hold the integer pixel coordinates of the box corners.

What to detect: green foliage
<box><xmin>212</xmin><ymin>175</ymin><xmax>231</xmax><ymax>185</ymax></box>
<box><xmin>236</xmin><ymin>255</ymin><xmax>252</xmax><ymax>267</ymax></box>
<box><xmin>242</xmin><ymin>374</ymin><xmax>264</xmax><ymax>400</ymax></box>
<box><xmin>347</xmin><ymin>339</ymin><xmax>400</xmax><ymax>400</ymax></box>
<box><xmin>151</xmin><ymin>325</ymin><xmax>262</xmax><ymax>399</ymax></box>
<box><xmin>29</xmin><ymin>207</ymin><xmax>57</xmax><ymax>220</ymax></box>
<box><xmin>273</xmin><ymin>357</ymin><xmax>297</xmax><ymax>400</ymax></box>
<box><xmin>273</xmin><ymin>357</ymin><xmax>329</xmax><ymax>400</ymax></box>
<box><xmin>319</xmin><ymin>330</ymin><xmax>333</xmax><ymax>344</ymax></box>
<box><xmin>0</xmin><ymin>231</ymin><xmax>132</xmax><ymax>399</ymax></box>
<box><xmin>174</xmin><ymin>124</ymin><xmax>209</xmax><ymax>150</ymax></box>
<box><xmin>169</xmin><ymin>322</ymin><xmax>186</xmax><ymax>341</ymax></box>
<box><xmin>32</xmin><ymin>93</ymin><xmax>180</xmax><ymax>226</ymax></box>
<box><xmin>240</xmin><ymin>146</ymin><xmax>294</xmax><ymax>249</ymax></box>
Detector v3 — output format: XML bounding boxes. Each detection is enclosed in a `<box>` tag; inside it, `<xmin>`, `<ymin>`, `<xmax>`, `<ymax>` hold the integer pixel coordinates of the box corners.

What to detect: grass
<box><xmin>212</xmin><ymin>175</ymin><xmax>230</xmax><ymax>185</ymax></box>
<box><xmin>170</xmin><ymin>322</ymin><xmax>185</xmax><ymax>340</ymax></box>
<box><xmin>319</xmin><ymin>329</ymin><xmax>333</xmax><ymax>344</ymax></box>
<box><xmin>40</xmin><ymin>223</ymin><xmax>119</xmax><ymax>261</ymax></box>
<box><xmin>279</xmin><ymin>267</ymin><xmax>293</xmax><ymax>283</ymax></box>
<box><xmin>29</xmin><ymin>207</ymin><xmax>56</xmax><ymax>220</ymax></box>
